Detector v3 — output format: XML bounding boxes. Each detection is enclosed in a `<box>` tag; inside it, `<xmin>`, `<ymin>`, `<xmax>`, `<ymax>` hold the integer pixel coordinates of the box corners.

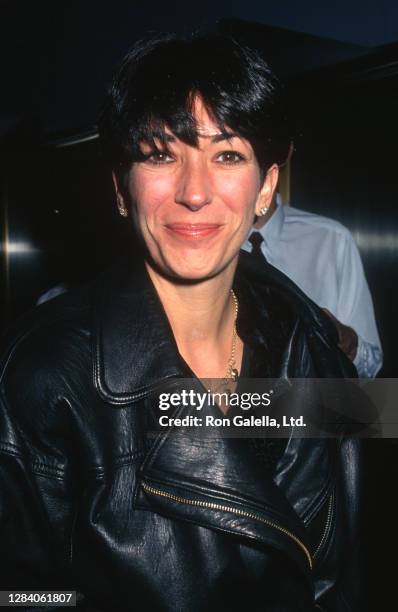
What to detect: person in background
<box><xmin>244</xmin><ymin>175</ymin><xmax>382</xmax><ymax>377</ymax></box>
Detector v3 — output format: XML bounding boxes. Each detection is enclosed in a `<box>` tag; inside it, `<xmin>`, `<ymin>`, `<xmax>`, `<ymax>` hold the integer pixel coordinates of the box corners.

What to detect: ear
<box><xmin>255</xmin><ymin>164</ymin><xmax>279</xmax><ymax>217</ymax></box>
<box><xmin>112</xmin><ymin>170</ymin><xmax>129</xmax><ymax>217</ymax></box>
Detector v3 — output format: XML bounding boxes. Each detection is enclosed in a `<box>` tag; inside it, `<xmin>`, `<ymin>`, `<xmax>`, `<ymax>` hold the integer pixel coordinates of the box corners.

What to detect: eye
<box><xmin>215</xmin><ymin>151</ymin><xmax>246</xmax><ymax>164</ymax></box>
<box><xmin>144</xmin><ymin>150</ymin><xmax>174</xmax><ymax>164</ymax></box>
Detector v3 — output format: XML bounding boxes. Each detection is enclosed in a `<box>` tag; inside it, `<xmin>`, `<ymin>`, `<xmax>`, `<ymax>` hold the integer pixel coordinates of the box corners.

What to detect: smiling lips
<box><xmin>165</xmin><ymin>223</ymin><xmax>223</xmax><ymax>239</ymax></box>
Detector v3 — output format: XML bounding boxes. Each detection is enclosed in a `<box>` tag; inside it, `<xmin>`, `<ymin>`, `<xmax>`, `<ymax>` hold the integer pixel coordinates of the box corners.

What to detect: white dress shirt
<box><xmin>243</xmin><ymin>202</ymin><xmax>383</xmax><ymax>377</ymax></box>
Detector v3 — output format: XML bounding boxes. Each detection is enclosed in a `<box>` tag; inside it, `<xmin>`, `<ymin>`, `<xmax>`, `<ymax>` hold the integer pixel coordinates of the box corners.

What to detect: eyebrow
<box><xmin>150</xmin><ymin>131</ymin><xmax>239</xmax><ymax>144</ymax></box>
<box><xmin>211</xmin><ymin>131</ymin><xmax>239</xmax><ymax>143</ymax></box>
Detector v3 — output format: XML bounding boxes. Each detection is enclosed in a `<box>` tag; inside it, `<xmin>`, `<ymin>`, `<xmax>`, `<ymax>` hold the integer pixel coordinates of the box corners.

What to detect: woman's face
<box><xmin>116</xmin><ymin>98</ymin><xmax>278</xmax><ymax>282</ymax></box>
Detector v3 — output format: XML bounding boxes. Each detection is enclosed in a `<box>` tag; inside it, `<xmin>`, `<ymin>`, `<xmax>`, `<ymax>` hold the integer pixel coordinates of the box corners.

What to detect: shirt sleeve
<box><xmin>353</xmin><ymin>334</ymin><xmax>383</xmax><ymax>378</ymax></box>
<box><xmin>335</xmin><ymin>231</ymin><xmax>383</xmax><ymax>377</ymax></box>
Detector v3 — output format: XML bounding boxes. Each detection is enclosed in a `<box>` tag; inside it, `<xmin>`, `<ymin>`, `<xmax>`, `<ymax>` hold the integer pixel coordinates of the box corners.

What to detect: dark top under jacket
<box><xmin>0</xmin><ymin>251</ymin><xmax>362</xmax><ymax>612</ymax></box>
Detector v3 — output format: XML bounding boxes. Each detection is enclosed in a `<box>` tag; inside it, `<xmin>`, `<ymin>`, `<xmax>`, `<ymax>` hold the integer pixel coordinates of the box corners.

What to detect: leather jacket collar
<box><xmin>93</xmin><ymin>251</ymin><xmax>354</xmax><ymax>406</ymax></box>
<box><xmin>94</xmin><ymin>260</ymin><xmax>189</xmax><ymax>405</ymax></box>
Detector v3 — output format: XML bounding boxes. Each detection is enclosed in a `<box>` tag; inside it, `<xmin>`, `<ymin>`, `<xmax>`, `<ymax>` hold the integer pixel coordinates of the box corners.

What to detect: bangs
<box><xmin>132</xmin><ymin>93</ymin><xmax>233</xmax><ymax>160</ymax></box>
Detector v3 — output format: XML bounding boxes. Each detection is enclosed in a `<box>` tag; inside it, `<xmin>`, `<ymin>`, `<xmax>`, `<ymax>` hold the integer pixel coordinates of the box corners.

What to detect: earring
<box><xmin>259</xmin><ymin>206</ymin><xmax>268</xmax><ymax>216</ymax></box>
<box><xmin>117</xmin><ymin>195</ymin><xmax>128</xmax><ymax>217</ymax></box>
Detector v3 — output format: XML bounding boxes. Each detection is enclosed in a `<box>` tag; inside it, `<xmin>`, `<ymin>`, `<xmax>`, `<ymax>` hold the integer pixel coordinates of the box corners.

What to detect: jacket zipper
<box><xmin>313</xmin><ymin>493</ymin><xmax>334</xmax><ymax>560</ymax></box>
<box><xmin>142</xmin><ymin>482</ymin><xmax>312</xmax><ymax>569</ymax></box>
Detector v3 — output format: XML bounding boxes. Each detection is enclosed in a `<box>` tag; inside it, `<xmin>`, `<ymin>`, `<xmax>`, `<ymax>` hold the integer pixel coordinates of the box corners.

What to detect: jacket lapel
<box><xmin>93</xmin><ymin>261</ymin><xmax>188</xmax><ymax>405</ymax></box>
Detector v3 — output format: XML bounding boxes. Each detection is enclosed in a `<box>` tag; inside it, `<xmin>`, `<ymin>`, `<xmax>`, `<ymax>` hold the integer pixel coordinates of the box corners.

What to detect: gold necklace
<box><xmin>225</xmin><ymin>289</ymin><xmax>239</xmax><ymax>382</ymax></box>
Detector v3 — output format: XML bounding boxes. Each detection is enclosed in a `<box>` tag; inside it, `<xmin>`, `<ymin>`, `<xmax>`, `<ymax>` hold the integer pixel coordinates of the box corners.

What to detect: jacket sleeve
<box><xmin>0</xmin><ymin>389</ymin><xmax>77</xmax><ymax>591</ymax></box>
<box><xmin>315</xmin><ymin>438</ymin><xmax>364</xmax><ymax>612</ymax></box>
<box><xmin>0</xmin><ymin>318</ymin><xmax>79</xmax><ymax>592</ymax></box>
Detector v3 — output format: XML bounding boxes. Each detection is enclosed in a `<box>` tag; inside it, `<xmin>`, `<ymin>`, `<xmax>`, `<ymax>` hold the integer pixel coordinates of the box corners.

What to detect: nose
<box><xmin>175</xmin><ymin>156</ymin><xmax>212</xmax><ymax>211</ymax></box>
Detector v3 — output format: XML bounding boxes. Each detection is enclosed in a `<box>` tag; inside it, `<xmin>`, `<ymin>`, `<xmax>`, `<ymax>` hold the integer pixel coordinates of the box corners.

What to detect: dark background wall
<box><xmin>3</xmin><ymin>0</ymin><xmax>398</xmax><ymax>136</ymax></box>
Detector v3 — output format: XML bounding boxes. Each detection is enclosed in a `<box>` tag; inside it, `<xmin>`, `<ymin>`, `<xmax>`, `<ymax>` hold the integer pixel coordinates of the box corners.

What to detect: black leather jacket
<box><xmin>0</xmin><ymin>252</ymin><xmax>361</xmax><ymax>611</ymax></box>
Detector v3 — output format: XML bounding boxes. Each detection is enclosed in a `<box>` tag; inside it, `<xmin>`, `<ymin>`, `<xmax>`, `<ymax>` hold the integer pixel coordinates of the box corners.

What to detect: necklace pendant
<box><xmin>231</xmin><ymin>368</ymin><xmax>239</xmax><ymax>382</ymax></box>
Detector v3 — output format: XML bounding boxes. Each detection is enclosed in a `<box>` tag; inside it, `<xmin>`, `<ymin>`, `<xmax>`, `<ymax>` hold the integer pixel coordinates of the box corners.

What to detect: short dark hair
<box><xmin>98</xmin><ymin>34</ymin><xmax>291</xmax><ymax>181</ymax></box>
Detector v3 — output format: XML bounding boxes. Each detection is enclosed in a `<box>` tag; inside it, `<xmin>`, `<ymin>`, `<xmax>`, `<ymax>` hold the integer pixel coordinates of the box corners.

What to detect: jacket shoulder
<box><xmin>0</xmin><ymin>285</ymin><xmax>93</xmax><ymax>456</ymax></box>
<box><xmin>1</xmin><ymin>284</ymin><xmax>92</xmax><ymax>376</ymax></box>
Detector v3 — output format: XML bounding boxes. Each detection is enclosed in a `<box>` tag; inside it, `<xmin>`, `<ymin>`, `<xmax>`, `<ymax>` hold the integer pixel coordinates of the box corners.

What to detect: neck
<box><xmin>146</xmin><ymin>261</ymin><xmax>243</xmax><ymax>379</ymax></box>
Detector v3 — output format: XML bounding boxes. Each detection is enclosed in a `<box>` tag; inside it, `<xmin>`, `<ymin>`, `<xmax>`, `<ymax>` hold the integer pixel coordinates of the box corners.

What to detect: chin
<box><xmin>165</xmin><ymin>263</ymin><xmax>223</xmax><ymax>283</ymax></box>
<box><xmin>150</xmin><ymin>250</ymin><xmax>234</xmax><ymax>283</ymax></box>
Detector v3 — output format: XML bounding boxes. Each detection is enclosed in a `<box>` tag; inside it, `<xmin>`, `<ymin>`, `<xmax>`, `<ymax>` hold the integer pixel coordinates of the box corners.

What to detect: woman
<box><xmin>0</xmin><ymin>35</ymin><xmax>360</xmax><ymax>611</ymax></box>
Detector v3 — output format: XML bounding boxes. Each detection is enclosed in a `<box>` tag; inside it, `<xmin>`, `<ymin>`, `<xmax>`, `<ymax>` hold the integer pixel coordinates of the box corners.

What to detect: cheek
<box><xmin>215</xmin><ymin>170</ymin><xmax>261</xmax><ymax>214</ymax></box>
<box><xmin>129</xmin><ymin>171</ymin><xmax>173</xmax><ymax>224</ymax></box>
